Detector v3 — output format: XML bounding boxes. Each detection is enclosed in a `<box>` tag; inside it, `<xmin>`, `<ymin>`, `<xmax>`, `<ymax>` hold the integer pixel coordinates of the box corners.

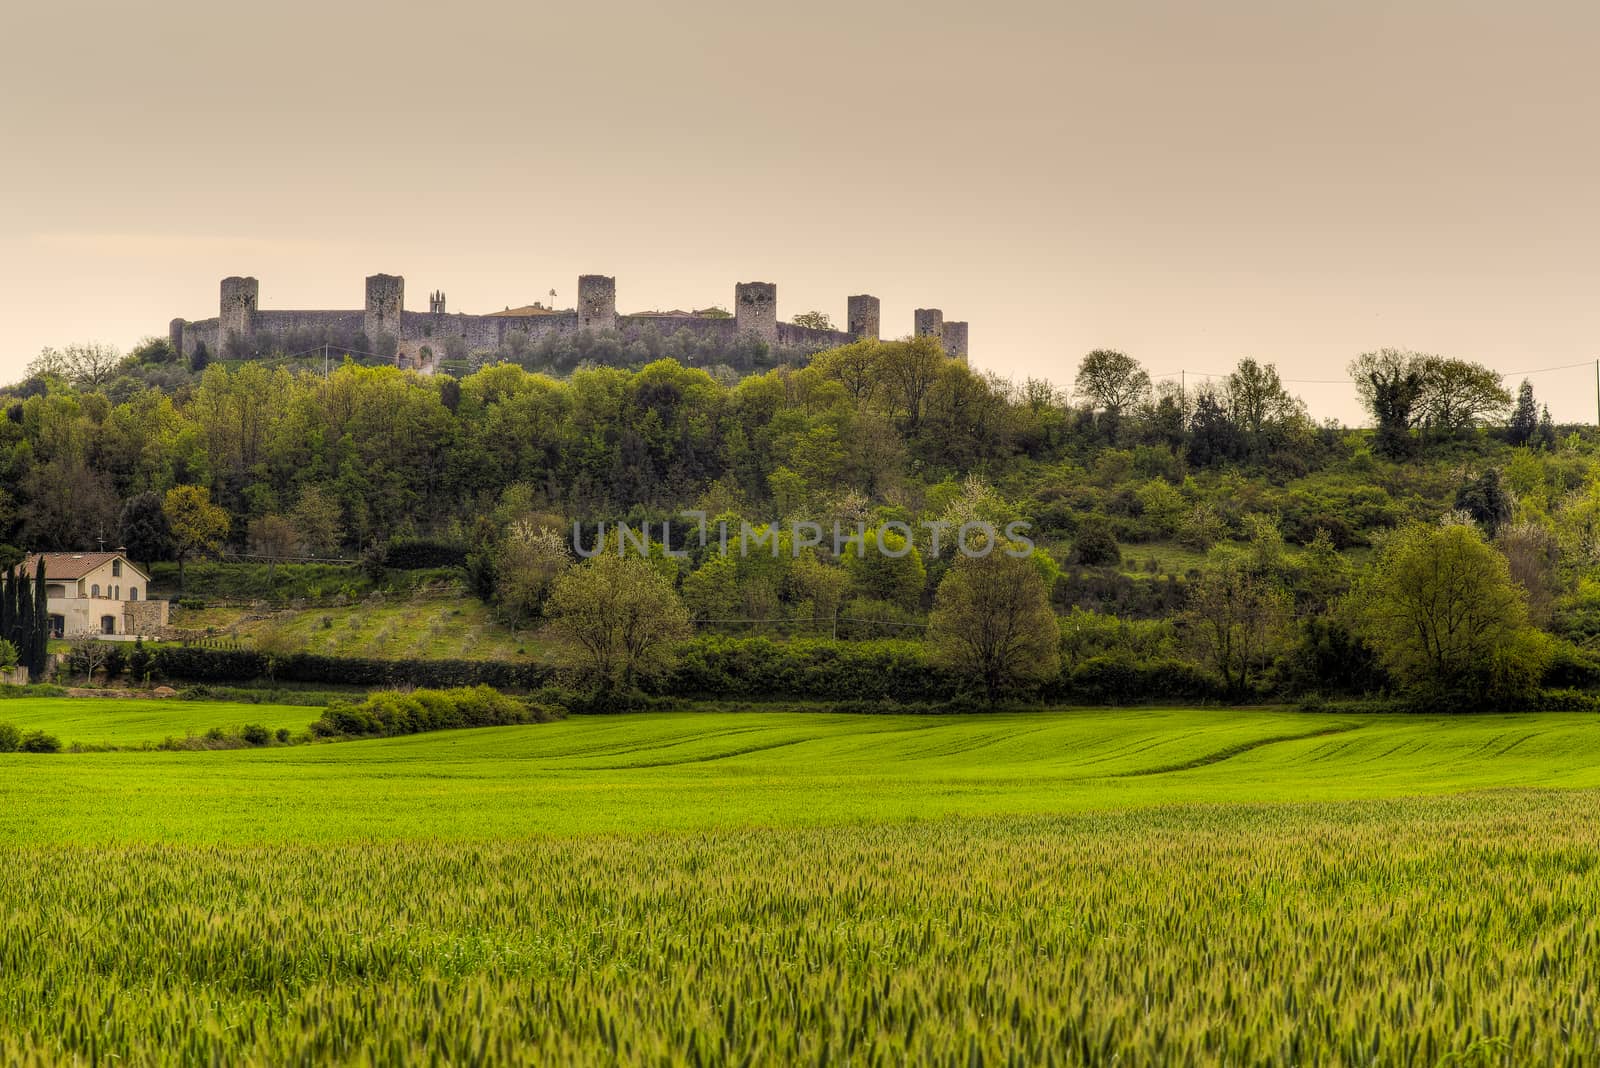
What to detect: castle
<box><xmin>169</xmin><ymin>274</ymin><xmax>969</xmax><ymax>370</ymax></box>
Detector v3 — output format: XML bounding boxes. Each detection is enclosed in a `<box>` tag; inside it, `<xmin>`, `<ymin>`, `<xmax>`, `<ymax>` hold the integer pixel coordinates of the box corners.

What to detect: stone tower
<box><xmin>846</xmin><ymin>295</ymin><xmax>880</xmax><ymax>341</ymax></box>
<box><xmin>913</xmin><ymin>308</ymin><xmax>944</xmax><ymax>341</ymax></box>
<box><xmin>577</xmin><ymin>275</ymin><xmax>617</xmax><ymax>332</ymax></box>
<box><xmin>169</xmin><ymin>318</ymin><xmax>187</xmax><ymax>355</ymax></box>
<box><xmin>941</xmin><ymin>321</ymin><xmax>969</xmax><ymax>361</ymax></box>
<box><xmin>365</xmin><ymin>274</ymin><xmax>405</xmax><ymax>343</ymax></box>
<box><xmin>735</xmin><ymin>282</ymin><xmax>778</xmax><ymax>343</ymax></box>
<box><xmin>219</xmin><ymin>276</ymin><xmax>259</xmax><ymax>344</ymax></box>
<box><xmin>429</xmin><ymin>290</ymin><xmax>446</xmax><ymax>315</ymax></box>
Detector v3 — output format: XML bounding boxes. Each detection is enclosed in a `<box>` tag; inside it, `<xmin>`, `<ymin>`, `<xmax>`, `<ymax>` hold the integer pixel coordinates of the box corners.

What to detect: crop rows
<box><xmin>0</xmin><ymin>792</ymin><xmax>1594</xmax><ymax>1065</ymax></box>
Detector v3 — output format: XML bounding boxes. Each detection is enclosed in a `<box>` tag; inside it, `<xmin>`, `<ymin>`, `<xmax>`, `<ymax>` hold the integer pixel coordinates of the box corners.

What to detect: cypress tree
<box><xmin>16</xmin><ymin>571</ymin><xmax>32</xmax><ymax>672</ymax></box>
<box><xmin>0</xmin><ymin>568</ymin><xmax>13</xmax><ymax>652</ymax></box>
<box><xmin>32</xmin><ymin>558</ymin><xmax>48</xmax><ymax>674</ymax></box>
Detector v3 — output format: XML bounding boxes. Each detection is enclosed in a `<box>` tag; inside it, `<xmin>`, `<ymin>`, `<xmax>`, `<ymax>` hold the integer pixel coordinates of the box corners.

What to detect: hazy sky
<box><xmin>3</xmin><ymin>0</ymin><xmax>1598</xmax><ymax>424</ymax></box>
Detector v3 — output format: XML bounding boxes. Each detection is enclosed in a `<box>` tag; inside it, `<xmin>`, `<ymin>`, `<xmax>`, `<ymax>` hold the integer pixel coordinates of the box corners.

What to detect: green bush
<box><xmin>18</xmin><ymin>731</ymin><xmax>61</xmax><ymax>753</ymax></box>
<box><xmin>0</xmin><ymin>722</ymin><xmax>19</xmax><ymax>752</ymax></box>
<box><xmin>310</xmin><ymin>685</ymin><xmax>559</xmax><ymax>739</ymax></box>
<box><xmin>240</xmin><ymin>723</ymin><xmax>272</xmax><ymax>747</ymax></box>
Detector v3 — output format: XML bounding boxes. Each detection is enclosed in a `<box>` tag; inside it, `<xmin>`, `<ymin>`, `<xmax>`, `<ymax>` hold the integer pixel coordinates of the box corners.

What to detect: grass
<box><xmin>3</xmin><ymin>706</ymin><xmax>1600</xmax><ymax>842</ymax></box>
<box><xmin>3</xmin><ymin>704</ymin><xmax>1599</xmax><ymax>1063</ymax></box>
<box><xmin>0</xmin><ymin>697</ymin><xmax>318</xmax><ymax>748</ymax></box>
<box><xmin>169</xmin><ymin>592</ymin><xmax>545</xmax><ymax>661</ymax></box>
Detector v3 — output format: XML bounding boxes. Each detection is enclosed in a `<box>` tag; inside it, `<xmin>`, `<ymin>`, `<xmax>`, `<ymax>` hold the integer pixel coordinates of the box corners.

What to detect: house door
<box><xmin>100</xmin><ymin>615</ymin><xmax>116</xmax><ymax>635</ymax></box>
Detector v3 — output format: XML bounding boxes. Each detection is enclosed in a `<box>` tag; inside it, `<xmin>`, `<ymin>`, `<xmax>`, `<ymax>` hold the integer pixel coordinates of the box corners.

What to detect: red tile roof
<box><xmin>15</xmin><ymin>552</ymin><xmax>146</xmax><ymax>581</ymax></box>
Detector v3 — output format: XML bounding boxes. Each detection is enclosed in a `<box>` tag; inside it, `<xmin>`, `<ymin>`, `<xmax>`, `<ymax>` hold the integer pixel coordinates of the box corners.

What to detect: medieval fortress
<box><xmin>169</xmin><ymin>274</ymin><xmax>970</xmax><ymax>369</ymax></box>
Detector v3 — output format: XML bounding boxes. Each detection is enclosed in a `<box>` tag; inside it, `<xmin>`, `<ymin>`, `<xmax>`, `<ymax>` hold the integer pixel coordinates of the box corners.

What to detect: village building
<box><xmin>16</xmin><ymin>551</ymin><xmax>168</xmax><ymax>639</ymax></box>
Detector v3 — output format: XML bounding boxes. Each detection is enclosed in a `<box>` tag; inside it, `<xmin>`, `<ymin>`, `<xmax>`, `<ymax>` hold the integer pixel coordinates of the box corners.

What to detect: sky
<box><xmin>2</xmin><ymin>0</ymin><xmax>1598</xmax><ymax>426</ymax></box>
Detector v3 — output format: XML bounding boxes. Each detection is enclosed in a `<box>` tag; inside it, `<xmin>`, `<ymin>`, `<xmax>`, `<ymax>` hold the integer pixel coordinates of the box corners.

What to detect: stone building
<box><xmin>168</xmin><ymin>273</ymin><xmax>970</xmax><ymax>369</ymax></box>
<box><xmin>17</xmin><ymin>551</ymin><xmax>168</xmax><ymax>640</ymax></box>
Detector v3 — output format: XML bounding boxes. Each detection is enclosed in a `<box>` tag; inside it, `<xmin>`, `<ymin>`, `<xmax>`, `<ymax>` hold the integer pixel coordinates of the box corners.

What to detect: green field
<box><xmin>2</xmin><ymin>704</ymin><xmax>1598</xmax><ymax>1063</ymax></box>
<box><xmin>0</xmin><ymin>697</ymin><xmax>317</xmax><ymax>749</ymax></box>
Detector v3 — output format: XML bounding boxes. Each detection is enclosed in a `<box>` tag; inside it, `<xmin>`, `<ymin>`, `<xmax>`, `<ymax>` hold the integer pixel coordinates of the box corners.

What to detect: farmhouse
<box><xmin>17</xmin><ymin>551</ymin><xmax>168</xmax><ymax>639</ymax></box>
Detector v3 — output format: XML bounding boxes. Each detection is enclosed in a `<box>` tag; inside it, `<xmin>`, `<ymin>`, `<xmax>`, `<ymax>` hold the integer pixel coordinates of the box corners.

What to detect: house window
<box><xmin>46</xmin><ymin>584</ymin><xmax>65</xmax><ymax>599</ymax></box>
<box><xmin>129</xmin><ymin>588</ymin><xmax>139</xmax><ymax>601</ymax></box>
<box><xmin>49</xmin><ymin>615</ymin><xmax>64</xmax><ymax>638</ymax></box>
<box><xmin>91</xmin><ymin>584</ymin><xmax>100</xmax><ymax>598</ymax></box>
<box><xmin>112</xmin><ymin>560</ymin><xmax>122</xmax><ymax>577</ymax></box>
<box><xmin>100</xmin><ymin>615</ymin><xmax>116</xmax><ymax>635</ymax></box>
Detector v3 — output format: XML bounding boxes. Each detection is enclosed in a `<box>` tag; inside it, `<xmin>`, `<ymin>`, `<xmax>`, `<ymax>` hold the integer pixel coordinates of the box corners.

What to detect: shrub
<box><xmin>1070</xmin><ymin>520</ymin><xmax>1121</xmax><ymax>567</ymax></box>
<box><xmin>240</xmin><ymin>723</ymin><xmax>272</xmax><ymax>747</ymax></box>
<box><xmin>383</xmin><ymin>538</ymin><xmax>468</xmax><ymax>570</ymax></box>
<box><xmin>18</xmin><ymin>731</ymin><xmax>61</xmax><ymax>753</ymax></box>
<box><xmin>309</xmin><ymin>685</ymin><xmax>555</xmax><ymax>739</ymax></box>
<box><xmin>0</xmin><ymin>721</ymin><xmax>19</xmax><ymax>752</ymax></box>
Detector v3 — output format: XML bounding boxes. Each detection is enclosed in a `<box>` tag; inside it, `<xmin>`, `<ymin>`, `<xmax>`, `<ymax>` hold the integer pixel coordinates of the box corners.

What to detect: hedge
<box><xmin>661</xmin><ymin>637</ymin><xmax>964</xmax><ymax>702</ymax></box>
<box><xmin>382</xmin><ymin>538</ymin><xmax>469</xmax><ymax>570</ymax></box>
<box><xmin>150</xmin><ymin>646</ymin><xmax>553</xmax><ymax>690</ymax></box>
<box><xmin>311</xmin><ymin>685</ymin><xmax>557</xmax><ymax>738</ymax></box>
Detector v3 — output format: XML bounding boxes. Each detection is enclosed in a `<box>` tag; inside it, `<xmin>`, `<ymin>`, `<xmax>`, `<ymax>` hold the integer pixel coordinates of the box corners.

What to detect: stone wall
<box><xmin>123</xmin><ymin>599</ymin><xmax>170</xmax><ymax>638</ymax></box>
<box><xmin>252</xmin><ymin>310</ymin><xmax>365</xmax><ymax>337</ymax></box>
<box><xmin>170</xmin><ymin>274</ymin><xmax>968</xmax><ymax>366</ymax></box>
<box><xmin>776</xmin><ymin>322</ymin><xmax>855</xmax><ymax>350</ymax></box>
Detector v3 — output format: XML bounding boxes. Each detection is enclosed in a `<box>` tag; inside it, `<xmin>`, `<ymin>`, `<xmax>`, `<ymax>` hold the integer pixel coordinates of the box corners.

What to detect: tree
<box><xmin>878</xmin><ymin>337</ymin><xmax>946</xmax><ymax>431</ymax></box>
<box><xmin>1416</xmin><ymin>357</ymin><xmax>1510</xmax><ymax>439</ymax></box>
<box><xmin>118</xmin><ymin>492</ymin><xmax>174</xmax><ymax>564</ymax></box>
<box><xmin>31</xmin><ymin>343</ymin><xmax>125</xmax><ymax>390</ymax></box>
<box><xmin>1533</xmin><ymin>405</ymin><xmax>1557</xmax><ymax>450</ymax></box>
<box><xmin>248</xmin><ymin>513</ymin><xmax>300</xmax><ymax>589</ymax></box>
<box><xmin>1185</xmin><ymin>383</ymin><xmax>1243</xmax><ymax>467</ymax></box>
<box><xmin>1070</xmin><ymin>518</ymin><xmax>1120</xmax><ymax>566</ymax></box>
<box><xmin>67</xmin><ymin>637</ymin><xmax>111</xmax><ymax>685</ymax></box>
<box><xmin>1498</xmin><ymin>521</ymin><xmax>1558</xmax><ymax>626</ymax></box>
<box><xmin>928</xmin><ymin>547</ymin><xmax>1059</xmax><ymax>704</ymax></box>
<box><xmin>791</xmin><ymin>310</ymin><xmax>834</xmax><ymax>330</ymax></box>
<box><xmin>291</xmin><ymin>486</ymin><xmax>345</xmax><ymax>558</ymax></box>
<box><xmin>842</xmin><ymin>527</ymin><xmax>926</xmax><ymax>612</ymax></box>
<box><xmin>20</xmin><ymin>456</ymin><xmax>119</xmax><ymax>551</ymax></box>
<box><xmin>494</xmin><ymin>519</ymin><xmax>572</xmax><ymax>626</ymax></box>
<box><xmin>1073</xmin><ymin>350</ymin><xmax>1151</xmax><ymax>416</ymax></box>
<box><xmin>1349</xmin><ymin>349</ymin><xmax>1425</xmax><ymax>459</ymax></box>
<box><xmin>1454</xmin><ymin>469</ymin><xmax>1513</xmax><ymax>537</ymax></box>
<box><xmin>163</xmin><ymin>485</ymin><xmax>230</xmax><ymax>594</ymax></box>
<box><xmin>1351</xmin><ymin>522</ymin><xmax>1549</xmax><ymax>705</ymax></box>
<box><xmin>1507</xmin><ymin>380</ymin><xmax>1538</xmax><ymax>447</ymax></box>
<box><xmin>544</xmin><ymin>554</ymin><xmax>691</xmax><ymax>694</ymax></box>
<box><xmin>1224</xmin><ymin>358</ymin><xmax>1302</xmax><ymax>457</ymax></box>
<box><xmin>129</xmin><ymin>336</ymin><xmax>179</xmax><ymax>365</ymax></box>
<box><xmin>1184</xmin><ymin>553</ymin><xmax>1291</xmax><ymax>698</ymax></box>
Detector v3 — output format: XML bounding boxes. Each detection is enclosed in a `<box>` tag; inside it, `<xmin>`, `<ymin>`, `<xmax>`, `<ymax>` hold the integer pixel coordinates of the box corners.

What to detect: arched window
<box><xmin>112</xmin><ymin>560</ymin><xmax>122</xmax><ymax>577</ymax></box>
<box><xmin>91</xmin><ymin>584</ymin><xmax>100</xmax><ymax>598</ymax></box>
<box><xmin>129</xmin><ymin>588</ymin><xmax>139</xmax><ymax>601</ymax></box>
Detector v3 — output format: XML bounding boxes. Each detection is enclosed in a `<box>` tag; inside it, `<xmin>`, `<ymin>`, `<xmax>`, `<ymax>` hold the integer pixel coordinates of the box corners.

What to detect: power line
<box><xmin>1150</xmin><ymin>359</ymin><xmax>1596</xmax><ymax>386</ymax></box>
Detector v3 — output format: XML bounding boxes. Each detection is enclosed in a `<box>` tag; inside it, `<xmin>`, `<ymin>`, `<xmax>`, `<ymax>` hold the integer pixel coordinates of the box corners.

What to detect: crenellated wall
<box><xmin>170</xmin><ymin>274</ymin><xmax>961</xmax><ymax>368</ymax></box>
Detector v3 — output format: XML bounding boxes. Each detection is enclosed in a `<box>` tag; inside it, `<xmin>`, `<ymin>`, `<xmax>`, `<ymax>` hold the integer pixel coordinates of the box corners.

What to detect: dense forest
<box><xmin>8</xmin><ymin>335</ymin><xmax>1599</xmax><ymax>708</ymax></box>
